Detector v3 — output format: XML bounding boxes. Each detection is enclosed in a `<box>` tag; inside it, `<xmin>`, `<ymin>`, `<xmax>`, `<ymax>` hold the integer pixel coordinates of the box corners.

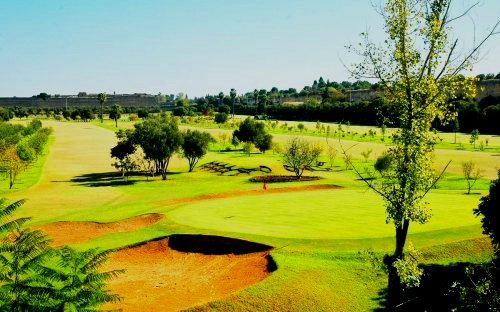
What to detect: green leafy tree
<box><xmin>470</xmin><ymin>129</ymin><xmax>480</xmax><ymax>149</ymax></box>
<box><xmin>110</xmin><ymin>129</ymin><xmax>136</xmax><ymax>177</ymax></box>
<box><xmin>132</xmin><ymin>114</ymin><xmax>183</xmax><ymax>180</ymax></box>
<box><xmin>97</xmin><ymin>93</ymin><xmax>107</xmax><ymax>123</ymax></box>
<box><xmin>214</xmin><ymin>112</ymin><xmax>228</xmax><ymax>126</ymax></box>
<box><xmin>182</xmin><ymin>130</ymin><xmax>214</xmax><ymax>172</ymax></box>
<box><xmin>254</xmin><ymin>133</ymin><xmax>273</xmax><ymax>153</ymax></box>
<box><xmin>282</xmin><ymin>138</ymin><xmax>322</xmax><ymax>178</ymax></box>
<box><xmin>233</xmin><ymin>117</ymin><xmax>268</xmax><ymax>145</ymax></box>
<box><xmin>349</xmin><ymin>0</ymin><xmax>497</xmax><ymax>306</ymax></box>
<box><xmin>109</xmin><ymin>104</ymin><xmax>122</xmax><ymax>127</ymax></box>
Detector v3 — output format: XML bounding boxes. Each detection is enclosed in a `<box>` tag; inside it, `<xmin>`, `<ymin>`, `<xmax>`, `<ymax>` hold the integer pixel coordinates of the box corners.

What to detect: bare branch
<box><xmin>420</xmin><ymin>160</ymin><xmax>451</xmax><ymax>199</ymax></box>
<box><xmin>445</xmin><ymin>1</ymin><xmax>479</xmax><ymax>25</ymax></box>
<box><xmin>451</xmin><ymin>19</ymin><xmax>500</xmax><ymax>76</ymax></box>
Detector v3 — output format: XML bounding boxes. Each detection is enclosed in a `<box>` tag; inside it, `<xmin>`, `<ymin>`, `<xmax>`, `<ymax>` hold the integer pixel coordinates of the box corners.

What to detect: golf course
<box><xmin>2</xmin><ymin>118</ymin><xmax>496</xmax><ymax>311</ymax></box>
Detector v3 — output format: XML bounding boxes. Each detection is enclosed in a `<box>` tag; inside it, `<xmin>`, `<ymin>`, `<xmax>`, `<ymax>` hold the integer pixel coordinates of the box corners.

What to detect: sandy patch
<box><xmin>105</xmin><ymin>235</ymin><xmax>274</xmax><ymax>311</ymax></box>
<box><xmin>34</xmin><ymin>213</ymin><xmax>163</xmax><ymax>246</ymax></box>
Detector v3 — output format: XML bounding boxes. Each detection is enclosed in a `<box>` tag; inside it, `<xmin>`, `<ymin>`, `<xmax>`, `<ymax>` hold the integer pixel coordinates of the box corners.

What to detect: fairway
<box><xmin>3</xmin><ymin>120</ymin><xmax>494</xmax><ymax>311</ymax></box>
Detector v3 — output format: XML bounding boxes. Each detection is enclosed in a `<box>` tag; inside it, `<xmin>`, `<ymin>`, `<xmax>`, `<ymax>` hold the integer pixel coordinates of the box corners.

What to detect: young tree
<box><xmin>109</xmin><ymin>103</ymin><xmax>122</xmax><ymax>127</ymax></box>
<box><xmin>462</xmin><ymin>160</ymin><xmax>483</xmax><ymax>194</ymax></box>
<box><xmin>97</xmin><ymin>93</ymin><xmax>107</xmax><ymax>123</ymax></box>
<box><xmin>349</xmin><ymin>0</ymin><xmax>498</xmax><ymax>306</ymax></box>
<box><xmin>326</xmin><ymin>144</ymin><xmax>337</xmax><ymax>167</ymax></box>
<box><xmin>0</xmin><ymin>147</ymin><xmax>28</xmax><ymax>189</ymax></box>
<box><xmin>282</xmin><ymin>138</ymin><xmax>322</xmax><ymax>179</ymax></box>
<box><xmin>132</xmin><ymin>114</ymin><xmax>183</xmax><ymax>180</ymax></box>
<box><xmin>470</xmin><ymin>129</ymin><xmax>480</xmax><ymax>149</ymax></box>
<box><xmin>361</xmin><ymin>149</ymin><xmax>373</xmax><ymax>162</ymax></box>
<box><xmin>182</xmin><ymin>130</ymin><xmax>214</xmax><ymax>172</ymax></box>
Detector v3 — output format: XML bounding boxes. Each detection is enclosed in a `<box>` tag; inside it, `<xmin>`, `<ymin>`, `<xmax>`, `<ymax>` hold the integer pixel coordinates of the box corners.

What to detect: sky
<box><xmin>0</xmin><ymin>0</ymin><xmax>499</xmax><ymax>98</ymax></box>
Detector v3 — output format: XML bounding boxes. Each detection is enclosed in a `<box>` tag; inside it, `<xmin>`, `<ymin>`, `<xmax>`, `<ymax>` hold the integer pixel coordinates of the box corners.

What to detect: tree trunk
<box><xmin>386</xmin><ymin>219</ymin><xmax>410</xmax><ymax>309</ymax></box>
<box><xmin>100</xmin><ymin>103</ymin><xmax>103</xmax><ymax>123</ymax></box>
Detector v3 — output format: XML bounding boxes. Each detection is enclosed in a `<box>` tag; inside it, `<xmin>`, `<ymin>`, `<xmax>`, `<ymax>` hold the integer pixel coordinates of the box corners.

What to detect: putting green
<box><xmin>167</xmin><ymin>189</ymin><xmax>483</xmax><ymax>239</ymax></box>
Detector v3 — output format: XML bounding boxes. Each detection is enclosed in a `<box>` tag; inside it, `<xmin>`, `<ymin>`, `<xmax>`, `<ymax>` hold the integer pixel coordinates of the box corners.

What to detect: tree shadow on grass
<box><xmin>70</xmin><ymin>172</ymin><xmax>139</xmax><ymax>187</ymax></box>
<box><xmin>373</xmin><ymin>262</ymin><xmax>480</xmax><ymax>311</ymax></box>
<box><xmin>69</xmin><ymin>171</ymin><xmax>182</xmax><ymax>187</ymax></box>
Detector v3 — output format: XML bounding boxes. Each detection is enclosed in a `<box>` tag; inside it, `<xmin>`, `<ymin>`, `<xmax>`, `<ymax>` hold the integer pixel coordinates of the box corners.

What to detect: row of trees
<box><xmin>0</xmin><ymin>120</ymin><xmax>51</xmax><ymax>189</ymax></box>
<box><xmin>110</xmin><ymin>114</ymin><xmax>215</xmax><ymax>179</ymax></box>
<box><xmin>0</xmin><ymin>199</ymin><xmax>122</xmax><ymax>310</ymax></box>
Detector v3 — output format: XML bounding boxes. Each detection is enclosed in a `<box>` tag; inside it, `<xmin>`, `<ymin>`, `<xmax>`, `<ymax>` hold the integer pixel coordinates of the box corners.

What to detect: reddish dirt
<box><xmin>155</xmin><ymin>183</ymin><xmax>343</xmax><ymax>206</ymax></box>
<box><xmin>34</xmin><ymin>213</ymin><xmax>163</xmax><ymax>246</ymax></box>
<box><xmin>104</xmin><ymin>237</ymin><xmax>272</xmax><ymax>312</ymax></box>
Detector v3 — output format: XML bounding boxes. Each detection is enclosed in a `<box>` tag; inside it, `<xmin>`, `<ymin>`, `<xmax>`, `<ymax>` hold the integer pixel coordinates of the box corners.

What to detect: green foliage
<box><xmin>233</xmin><ymin>117</ymin><xmax>271</xmax><ymax>153</ymax></box>
<box><xmin>214</xmin><ymin>112</ymin><xmax>228</xmax><ymax>125</ymax></box>
<box><xmin>470</xmin><ymin>129</ymin><xmax>480</xmax><ymax>149</ymax></box>
<box><xmin>374</xmin><ymin>153</ymin><xmax>392</xmax><ymax>174</ymax></box>
<box><xmin>282</xmin><ymin>138</ymin><xmax>322</xmax><ymax>178</ymax></box>
<box><xmin>0</xmin><ymin>199</ymin><xmax>123</xmax><ymax>311</ymax></box>
<box><xmin>109</xmin><ymin>104</ymin><xmax>122</xmax><ymax>127</ymax></box>
<box><xmin>132</xmin><ymin>114</ymin><xmax>183</xmax><ymax>180</ymax></box>
<box><xmin>462</xmin><ymin>161</ymin><xmax>483</xmax><ymax>194</ymax></box>
<box><xmin>0</xmin><ymin>228</ymin><xmax>54</xmax><ymax>311</ymax></box>
<box><xmin>348</xmin><ymin>0</ymin><xmax>495</xmax><ymax>305</ymax></box>
<box><xmin>254</xmin><ymin>133</ymin><xmax>273</xmax><ymax>153</ymax></box>
<box><xmin>97</xmin><ymin>93</ymin><xmax>107</xmax><ymax>123</ymax></box>
<box><xmin>182</xmin><ymin>130</ymin><xmax>214</xmax><ymax>172</ymax></box>
<box><xmin>41</xmin><ymin>246</ymin><xmax>123</xmax><ymax>311</ymax></box>
<box><xmin>474</xmin><ymin>171</ymin><xmax>500</xmax><ymax>254</ymax></box>
<box><xmin>110</xmin><ymin>130</ymin><xmax>137</xmax><ymax>177</ymax></box>
<box><xmin>392</xmin><ymin>243</ymin><xmax>423</xmax><ymax>289</ymax></box>
<box><xmin>0</xmin><ymin>121</ymin><xmax>51</xmax><ymax>189</ymax></box>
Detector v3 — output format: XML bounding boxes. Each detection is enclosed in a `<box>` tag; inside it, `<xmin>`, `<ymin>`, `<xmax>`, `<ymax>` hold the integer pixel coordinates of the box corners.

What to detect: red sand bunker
<box><xmin>104</xmin><ymin>236</ymin><xmax>274</xmax><ymax>312</ymax></box>
<box><xmin>35</xmin><ymin>213</ymin><xmax>163</xmax><ymax>246</ymax></box>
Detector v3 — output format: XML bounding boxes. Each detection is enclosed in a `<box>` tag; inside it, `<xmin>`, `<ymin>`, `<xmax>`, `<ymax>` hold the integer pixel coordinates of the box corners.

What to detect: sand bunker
<box><xmin>105</xmin><ymin>235</ymin><xmax>275</xmax><ymax>312</ymax></box>
<box><xmin>35</xmin><ymin>213</ymin><xmax>163</xmax><ymax>246</ymax></box>
<box><xmin>156</xmin><ymin>183</ymin><xmax>343</xmax><ymax>206</ymax></box>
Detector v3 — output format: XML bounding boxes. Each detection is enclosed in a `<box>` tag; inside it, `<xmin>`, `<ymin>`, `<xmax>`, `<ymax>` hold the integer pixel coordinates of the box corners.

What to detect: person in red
<box><xmin>263</xmin><ymin>176</ymin><xmax>267</xmax><ymax>190</ymax></box>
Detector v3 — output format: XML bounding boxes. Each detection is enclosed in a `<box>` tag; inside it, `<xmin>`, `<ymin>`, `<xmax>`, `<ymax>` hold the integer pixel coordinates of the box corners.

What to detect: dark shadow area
<box><xmin>68</xmin><ymin>171</ymin><xmax>181</xmax><ymax>187</ymax></box>
<box><xmin>70</xmin><ymin>171</ymin><xmax>139</xmax><ymax>187</ymax></box>
<box><xmin>168</xmin><ymin>234</ymin><xmax>273</xmax><ymax>256</ymax></box>
<box><xmin>372</xmin><ymin>262</ymin><xmax>483</xmax><ymax>311</ymax></box>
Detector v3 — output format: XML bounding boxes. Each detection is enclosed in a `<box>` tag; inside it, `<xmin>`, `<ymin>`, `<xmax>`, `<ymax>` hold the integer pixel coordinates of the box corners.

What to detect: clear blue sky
<box><xmin>1</xmin><ymin>0</ymin><xmax>499</xmax><ymax>97</ymax></box>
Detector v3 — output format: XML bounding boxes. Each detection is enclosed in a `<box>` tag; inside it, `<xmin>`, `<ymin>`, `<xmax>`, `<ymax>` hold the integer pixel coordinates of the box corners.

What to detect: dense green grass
<box><xmin>7</xmin><ymin>120</ymin><xmax>496</xmax><ymax>311</ymax></box>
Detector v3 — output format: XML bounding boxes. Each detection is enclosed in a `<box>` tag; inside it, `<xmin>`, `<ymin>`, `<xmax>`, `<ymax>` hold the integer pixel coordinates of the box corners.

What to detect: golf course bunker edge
<box><xmin>105</xmin><ymin>234</ymin><xmax>277</xmax><ymax>312</ymax></box>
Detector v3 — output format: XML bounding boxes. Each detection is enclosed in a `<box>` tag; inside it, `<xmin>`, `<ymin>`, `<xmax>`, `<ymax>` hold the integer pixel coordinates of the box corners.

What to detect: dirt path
<box><xmin>155</xmin><ymin>184</ymin><xmax>343</xmax><ymax>206</ymax></box>
<box><xmin>34</xmin><ymin>213</ymin><xmax>163</xmax><ymax>246</ymax></box>
<box><xmin>105</xmin><ymin>238</ymin><xmax>272</xmax><ymax>312</ymax></box>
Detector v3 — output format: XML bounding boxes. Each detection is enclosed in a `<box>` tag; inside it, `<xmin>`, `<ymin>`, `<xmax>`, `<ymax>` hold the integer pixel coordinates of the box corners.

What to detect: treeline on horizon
<box><xmin>1</xmin><ymin>73</ymin><xmax>499</xmax><ymax>134</ymax></box>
